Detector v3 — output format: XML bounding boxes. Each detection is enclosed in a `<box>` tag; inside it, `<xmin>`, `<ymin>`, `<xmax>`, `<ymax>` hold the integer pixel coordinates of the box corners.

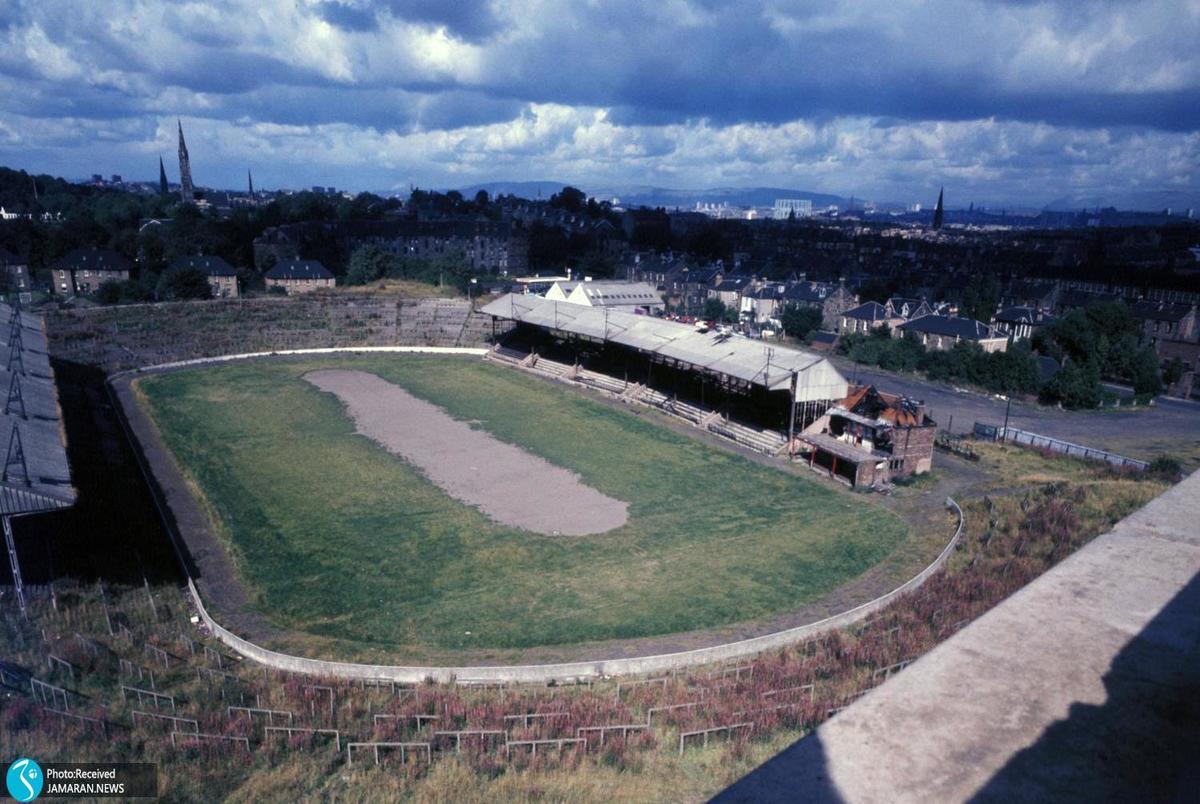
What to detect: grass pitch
<box><xmin>138</xmin><ymin>356</ymin><xmax>909</xmax><ymax>654</ymax></box>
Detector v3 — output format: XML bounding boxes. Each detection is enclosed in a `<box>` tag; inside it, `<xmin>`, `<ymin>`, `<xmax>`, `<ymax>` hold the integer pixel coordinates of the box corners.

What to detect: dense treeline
<box><xmin>839</xmin><ymin>328</ymin><xmax>1042</xmax><ymax>396</ymax></box>
<box><xmin>838</xmin><ymin>298</ymin><xmax>1164</xmax><ymax>408</ymax></box>
<box><xmin>1033</xmin><ymin>300</ymin><xmax>1163</xmax><ymax>402</ymax></box>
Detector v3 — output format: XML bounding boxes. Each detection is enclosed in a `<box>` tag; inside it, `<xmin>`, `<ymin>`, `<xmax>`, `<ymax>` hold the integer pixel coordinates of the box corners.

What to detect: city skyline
<box><xmin>0</xmin><ymin>1</ymin><xmax>1196</xmax><ymax>207</ymax></box>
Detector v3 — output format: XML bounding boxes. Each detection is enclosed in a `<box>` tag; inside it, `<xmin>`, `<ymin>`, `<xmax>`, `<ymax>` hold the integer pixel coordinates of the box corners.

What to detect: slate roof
<box><xmin>171</xmin><ymin>255</ymin><xmax>237</xmax><ymax>277</ymax></box>
<box><xmin>993</xmin><ymin>306</ymin><xmax>1055</xmax><ymax>326</ymax></box>
<box><xmin>898</xmin><ymin>314</ymin><xmax>1001</xmax><ymax>340</ymax></box>
<box><xmin>783</xmin><ymin>281</ymin><xmax>837</xmax><ymax>303</ymax></box>
<box><xmin>842</xmin><ymin>301</ymin><xmax>896</xmax><ymax>322</ymax></box>
<box><xmin>743</xmin><ymin>283</ymin><xmax>788</xmax><ymax>300</ymax></box>
<box><xmin>265</xmin><ymin>259</ymin><xmax>333</xmax><ymax>280</ymax></box>
<box><xmin>886</xmin><ymin>297</ymin><xmax>934</xmax><ymax>319</ymax></box>
<box><xmin>1057</xmin><ymin>289</ymin><xmax>1121</xmax><ymax>309</ymax></box>
<box><xmin>1130</xmin><ymin>300</ymin><xmax>1195</xmax><ymax>323</ymax></box>
<box><xmin>712</xmin><ymin>276</ymin><xmax>753</xmax><ymax>293</ymax></box>
<box><xmin>53</xmin><ymin>247</ymin><xmax>133</xmax><ymax>273</ymax></box>
<box><xmin>0</xmin><ymin>247</ymin><xmax>27</xmax><ymax>266</ymax></box>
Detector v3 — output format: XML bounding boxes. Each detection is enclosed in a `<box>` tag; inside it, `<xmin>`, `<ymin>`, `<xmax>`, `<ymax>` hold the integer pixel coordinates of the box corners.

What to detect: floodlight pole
<box><xmin>788</xmin><ymin>370</ymin><xmax>798</xmax><ymax>457</ymax></box>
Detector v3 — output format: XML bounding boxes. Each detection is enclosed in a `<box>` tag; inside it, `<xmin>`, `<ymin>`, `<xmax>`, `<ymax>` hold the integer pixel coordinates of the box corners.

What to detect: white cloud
<box><xmin>0</xmin><ymin>0</ymin><xmax>1194</xmax><ymax>204</ymax></box>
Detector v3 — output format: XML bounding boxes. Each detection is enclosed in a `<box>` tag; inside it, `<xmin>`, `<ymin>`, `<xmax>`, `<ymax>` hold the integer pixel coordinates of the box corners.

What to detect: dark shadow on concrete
<box><xmin>971</xmin><ymin>569</ymin><xmax>1200</xmax><ymax>803</ymax></box>
<box><xmin>714</xmin><ymin>571</ymin><xmax>1200</xmax><ymax>803</ymax></box>
<box><xmin>711</xmin><ymin>724</ymin><xmax>842</xmax><ymax>803</ymax></box>
<box><xmin>1</xmin><ymin>360</ymin><xmax>185</xmax><ymax>589</ymax></box>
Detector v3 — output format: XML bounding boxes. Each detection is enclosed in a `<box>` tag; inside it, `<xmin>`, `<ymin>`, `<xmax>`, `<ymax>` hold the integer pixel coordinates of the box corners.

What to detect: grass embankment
<box><xmin>327</xmin><ymin>279</ymin><xmax>463</xmax><ymax>298</ymax></box>
<box><xmin>137</xmin><ymin>356</ymin><xmax>907</xmax><ymax>658</ymax></box>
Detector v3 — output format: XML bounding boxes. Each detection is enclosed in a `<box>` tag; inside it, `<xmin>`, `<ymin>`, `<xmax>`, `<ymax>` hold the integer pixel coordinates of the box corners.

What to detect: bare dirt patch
<box><xmin>304</xmin><ymin>368</ymin><xmax>629</xmax><ymax>536</ymax></box>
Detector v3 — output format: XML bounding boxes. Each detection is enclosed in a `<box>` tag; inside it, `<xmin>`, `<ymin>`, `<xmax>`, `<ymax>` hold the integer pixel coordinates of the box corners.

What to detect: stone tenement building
<box><xmin>50</xmin><ymin>248</ymin><xmax>133</xmax><ymax>296</ymax></box>
<box><xmin>254</xmin><ymin>219</ymin><xmax>529</xmax><ymax>275</ymax></box>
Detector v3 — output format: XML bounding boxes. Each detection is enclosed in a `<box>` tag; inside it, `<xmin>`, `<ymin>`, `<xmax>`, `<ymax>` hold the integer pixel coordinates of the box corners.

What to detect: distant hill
<box><xmin>359</xmin><ymin>175</ymin><xmax>1200</xmax><ymax>217</ymax></box>
<box><xmin>454</xmin><ymin>181</ymin><xmax>569</xmax><ymax>200</ymax></box>
<box><xmin>1042</xmin><ymin>189</ymin><xmax>1200</xmax><ymax>214</ymax></box>
<box><xmin>447</xmin><ymin>180</ymin><xmax>850</xmax><ymax>210</ymax></box>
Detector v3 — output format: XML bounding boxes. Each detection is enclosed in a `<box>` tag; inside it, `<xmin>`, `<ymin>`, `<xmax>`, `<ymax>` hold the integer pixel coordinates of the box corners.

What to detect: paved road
<box><xmin>831</xmin><ymin>357</ymin><xmax>1200</xmax><ymax>463</ymax></box>
<box><xmin>717</xmin><ymin>469</ymin><xmax>1200</xmax><ymax>802</ymax></box>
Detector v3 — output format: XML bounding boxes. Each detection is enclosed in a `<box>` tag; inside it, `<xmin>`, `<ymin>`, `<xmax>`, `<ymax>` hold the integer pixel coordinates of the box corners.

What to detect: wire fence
<box><xmin>974</xmin><ymin>422</ymin><xmax>1149</xmax><ymax>471</ymax></box>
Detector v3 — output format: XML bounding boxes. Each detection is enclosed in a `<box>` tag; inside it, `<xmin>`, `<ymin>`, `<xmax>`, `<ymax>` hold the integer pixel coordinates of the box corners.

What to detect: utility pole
<box><xmin>788</xmin><ymin>370</ymin><xmax>799</xmax><ymax>457</ymax></box>
<box><xmin>1001</xmin><ymin>393</ymin><xmax>1013</xmax><ymax>443</ymax></box>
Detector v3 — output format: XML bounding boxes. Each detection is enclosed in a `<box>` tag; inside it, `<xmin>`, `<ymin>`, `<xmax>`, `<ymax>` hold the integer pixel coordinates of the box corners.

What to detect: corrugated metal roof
<box><xmin>481</xmin><ymin>294</ymin><xmax>848</xmax><ymax>400</ymax></box>
<box><xmin>0</xmin><ymin>302</ymin><xmax>76</xmax><ymax>515</ymax></box>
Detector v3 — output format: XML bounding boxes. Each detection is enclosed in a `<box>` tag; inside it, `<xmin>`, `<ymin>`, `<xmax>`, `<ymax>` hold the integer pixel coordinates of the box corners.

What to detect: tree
<box><xmin>703</xmin><ymin>297</ymin><xmax>727</xmax><ymax>322</ymax></box>
<box><xmin>1039</xmin><ymin>358</ymin><xmax>1102</xmax><ymax>409</ymax></box>
<box><xmin>1130</xmin><ymin>346</ymin><xmax>1163</xmax><ymax>396</ymax></box>
<box><xmin>780</xmin><ymin>305</ymin><xmax>823</xmax><ymax>340</ymax></box>
<box><xmin>345</xmin><ymin>245</ymin><xmax>395</xmax><ymax>285</ymax></box>
<box><xmin>959</xmin><ymin>274</ymin><xmax>999</xmax><ymax>324</ymax></box>
<box><xmin>159</xmin><ymin>267</ymin><xmax>212</xmax><ymax>300</ymax></box>
<box><xmin>685</xmin><ymin>225</ymin><xmax>730</xmax><ymax>261</ymax></box>
<box><xmin>549</xmin><ymin>186</ymin><xmax>586</xmax><ymax>214</ymax></box>
<box><xmin>1163</xmin><ymin>357</ymin><xmax>1185</xmax><ymax>386</ymax></box>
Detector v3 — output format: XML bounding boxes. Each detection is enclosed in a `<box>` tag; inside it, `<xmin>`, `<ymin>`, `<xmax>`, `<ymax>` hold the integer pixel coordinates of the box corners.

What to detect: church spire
<box><xmin>248</xmin><ymin>169</ymin><xmax>254</xmax><ymax>197</ymax></box>
<box><xmin>159</xmin><ymin>156</ymin><xmax>169</xmax><ymax>194</ymax></box>
<box><xmin>932</xmin><ymin>186</ymin><xmax>944</xmax><ymax>230</ymax></box>
<box><xmin>177</xmin><ymin>119</ymin><xmax>195</xmax><ymax>203</ymax></box>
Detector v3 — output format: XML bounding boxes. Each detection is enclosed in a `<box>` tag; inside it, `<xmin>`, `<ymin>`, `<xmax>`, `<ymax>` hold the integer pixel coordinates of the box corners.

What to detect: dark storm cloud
<box><xmin>315</xmin><ymin>1</ymin><xmax>380</xmax><ymax>32</ymax></box>
<box><xmin>382</xmin><ymin>0</ymin><xmax>504</xmax><ymax>42</ymax></box>
<box><xmin>218</xmin><ymin>86</ymin><xmax>524</xmax><ymax>131</ymax></box>
<box><xmin>490</xmin><ymin>1</ymin><xmax>1198</xmax><ymax>132</ymax></box>
<box><xmin>0</xmin><ymin>0</ymin><xmax>1194</xmax><ymax>202</ymax></box>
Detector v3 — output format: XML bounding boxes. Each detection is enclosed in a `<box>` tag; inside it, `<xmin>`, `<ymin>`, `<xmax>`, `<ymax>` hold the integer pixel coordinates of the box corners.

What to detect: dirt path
<box><xmin>303</xmin><ymin>368</ymin><xmax>629</xmax><ymax>536</ymax></box>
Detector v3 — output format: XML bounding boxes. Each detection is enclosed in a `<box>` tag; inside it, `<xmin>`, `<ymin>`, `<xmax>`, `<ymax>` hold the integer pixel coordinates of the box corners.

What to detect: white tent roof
<box><xmin>481</xmin><ymin>294</ymin><xmax>848</xmax><ymax>401</ymax></box>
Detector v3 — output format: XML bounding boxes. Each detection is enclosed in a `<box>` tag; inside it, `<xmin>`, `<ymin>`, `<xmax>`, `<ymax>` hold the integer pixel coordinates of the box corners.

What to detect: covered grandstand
<box><xmin>0</xmin><ymin>301</ymin><xmax>76</xmax><ymax>616</ymax></box>
<box><xmin>480</xmin><ymin>294</ymin><xmax>849</xmax><ymax>438</ymax></box>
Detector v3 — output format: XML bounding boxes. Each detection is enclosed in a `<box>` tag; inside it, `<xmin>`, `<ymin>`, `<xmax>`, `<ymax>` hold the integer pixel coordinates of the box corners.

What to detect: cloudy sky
<box><xmin>0</xmin><ymin>0</ymin><xmax>1197</xmax><ymax>206</ymax></box>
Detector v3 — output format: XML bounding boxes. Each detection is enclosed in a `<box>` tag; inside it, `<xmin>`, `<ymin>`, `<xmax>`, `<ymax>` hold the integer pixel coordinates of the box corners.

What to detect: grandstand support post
<box><xmin>787</xmin><ymin>371</ymin><xmax>798</xmax><ymax>457</ymax></box>
<box><xmin>5</xmin><ymin>373</ymin><xmax>25</xmax><ymax>419</ymax></box>
<box><xmin>3</xmin><ymin>515</ymin><xmax>27</xmax><ymax>618</ymax></box>
<box><xmin>3</xmin><ymin>424</ymin><xmax>29</xmax><ymax>486</ymax></box>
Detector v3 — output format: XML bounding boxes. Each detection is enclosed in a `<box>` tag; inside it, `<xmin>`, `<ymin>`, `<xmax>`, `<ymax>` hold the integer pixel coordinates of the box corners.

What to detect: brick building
<box><xmin>838</xmin><ymin>301</ymin><xmax>906</xmax><ymax>335</ymax></box>
<box><xmin>171</xmin><ymin>255</ymin><xmax>239</xmax><ymax>298</ymax></box>
<box><xmin>50</xmin><ymin>247</ymin><xmax>132</xmax><ymax>296</ymax></box>
<box><xmin>896</xmin><ymin>314</ymin><xmax>1008</xmax><ymax>353</ymax></box>
<box><xmin>254</xmin><ymin>219</ymin><xmax>529</xmax><ymax>275</ymax></box>
<box><xmin>797</xmin><ymin>385</ymin><xmax>936</xmax><ymax>488</ymax></box>
<box><xmin>0</xmin><ymin>247</ymin><xmax>30</xmax><ymax>292</ymax></box>
<box><xmin>264</xmin><ymin>259</ymin><xmax>335</xmax><ymax>294</ymax></box>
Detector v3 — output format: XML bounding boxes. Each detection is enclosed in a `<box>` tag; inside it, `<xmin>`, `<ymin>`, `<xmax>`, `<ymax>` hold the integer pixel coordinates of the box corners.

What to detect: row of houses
<box><xmin>837</xmin><ymin>298</ymin><xmax>1011</xmax><ymax>353</ymax></box>
<box><xmin>32</xmin><ymin>248</ymin><xmax>335</xmax><ymax>298</ymax></box>
<box><xmin>253</xmin><ymin>218</ymin><xmax>529</xmax><ymax>275</ymax></box>
<box><xmin>625</xmin><ymin>255</ymin><xmax>860</xmax><ymax>330</ymax></box>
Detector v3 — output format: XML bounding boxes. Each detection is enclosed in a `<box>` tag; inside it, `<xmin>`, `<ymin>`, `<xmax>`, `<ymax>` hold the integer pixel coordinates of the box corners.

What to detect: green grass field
<box><xmin>137</xmin><ymin>356</ymin><xmax>909</xmax><ymax>654</ymax></box>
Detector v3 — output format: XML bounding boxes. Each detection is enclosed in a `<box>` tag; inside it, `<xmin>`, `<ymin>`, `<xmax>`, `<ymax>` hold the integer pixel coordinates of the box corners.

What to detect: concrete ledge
<box><xmin>718</xmin><ymin>471</ymin><xmax>1200</xmax><ymax>802</ymax></box>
